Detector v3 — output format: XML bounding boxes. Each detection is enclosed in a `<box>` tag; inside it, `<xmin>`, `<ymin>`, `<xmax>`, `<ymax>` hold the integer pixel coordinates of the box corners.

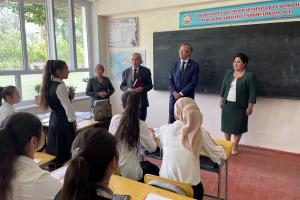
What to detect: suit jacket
<box><xmin>120</xmin><ymin>66</ymin><xmax>153</xmax><ymax>107</ymax></box>
<box><xmin>169</xmin><ymin>59</ymin><xmax>199</xmax><ymax>99</ymax></box>
<box><xmin>220</xmin><ymin>69</ymin><xmax>257</xmax><ymax>108</ymax></box>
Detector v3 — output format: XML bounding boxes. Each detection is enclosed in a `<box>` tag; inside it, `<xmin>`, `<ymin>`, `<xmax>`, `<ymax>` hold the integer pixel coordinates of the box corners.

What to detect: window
<box><xmin>54</xmin><ymin>0</ymin><xmax>70</xmax><ymax>66</ymax></box>
<box><xmin>74</xmin><ymin>1</ymin><xmax>88</xmax><ymax>69</ymax></box>
<box><xmin>24</xmin><ymin>0</ymin><xmax>48</xmax><ymax>70</ymax></box>
<box><xmin>0</xmin><ymin>0</ymin><xmax>91</xmax><ymax>105</ymax></box>
<box><xmin>0</xmin><ymin>0</ymin><xmax>22</xmax><ymax>70</ymax></box>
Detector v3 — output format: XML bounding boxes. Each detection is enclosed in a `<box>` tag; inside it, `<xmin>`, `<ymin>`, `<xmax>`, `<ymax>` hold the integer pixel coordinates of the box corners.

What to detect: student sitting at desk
<box><xmin>159</xmin><ymin>98</ymin><xmax>226</xmax><ymax>200</ymax></box>
<box><xmin>109</xmin><ymin>91</ymin><xmax>159</xmax><ymax>182</ymax></box>
<box><xmin>55</xmin><ymin>127</ymin><xmax>118</xmax><ymax>200</ymax></box>
<box><xmin>0</xmin><ymin>86</ymin><xmax>20</xmax><ymax>125</ymax></box>
<box><xmin>0</xmin><ymin>112</ymin><xmax>62</xmax><ymax>200</ymax></box>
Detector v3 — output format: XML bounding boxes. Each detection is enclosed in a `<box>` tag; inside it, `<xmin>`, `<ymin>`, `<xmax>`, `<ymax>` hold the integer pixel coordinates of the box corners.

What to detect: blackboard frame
<box><xmin>153</xmin><ymin>21</ymin><xmax>300</xmax><ymax>99</ymax></box>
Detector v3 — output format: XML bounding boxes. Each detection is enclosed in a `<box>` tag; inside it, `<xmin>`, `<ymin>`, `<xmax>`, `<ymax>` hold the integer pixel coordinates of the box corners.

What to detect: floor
<box><xmin>146</xmin><ymin>145</ymin><xmax>300</xmax><ymax>200</ymax></box>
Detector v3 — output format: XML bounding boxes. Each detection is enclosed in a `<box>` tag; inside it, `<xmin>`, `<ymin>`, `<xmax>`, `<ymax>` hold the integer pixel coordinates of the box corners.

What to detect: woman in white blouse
<box><xmin>0</xmin><ymin>112</ymin><xmax>61</xmax><ymax>200</ymax></box>
<box><xmin>109</xmin><ymin>91</ymin><xmax>159</xmax><ymax>181</ymax></box>
<box><xmin>159</xmin><ymin>97</ymin><xmax>227</xmax><ymax>200</ymax></box>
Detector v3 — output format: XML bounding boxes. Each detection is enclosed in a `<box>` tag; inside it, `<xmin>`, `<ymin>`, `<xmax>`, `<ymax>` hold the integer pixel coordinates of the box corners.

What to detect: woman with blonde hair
<box><xmin>159</xmin><ymin>97</ymin><xmax>226</xmax><ymax>200</ymax></box>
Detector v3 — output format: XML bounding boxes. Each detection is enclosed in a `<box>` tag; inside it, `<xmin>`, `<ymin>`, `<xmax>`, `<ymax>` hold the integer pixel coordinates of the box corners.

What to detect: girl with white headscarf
<box><xmin>159</xmin><ymin>97</ymin><xmax>226</xmax><ymax>200</ymax></box>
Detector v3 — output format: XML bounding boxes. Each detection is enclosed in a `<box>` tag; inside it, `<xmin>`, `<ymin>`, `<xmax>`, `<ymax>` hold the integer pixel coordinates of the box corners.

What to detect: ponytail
<box><xmin>40</xmin><ymin>60</ymin><xmax>67</xmax><ymax>110</ymax></box>
<box><xmin>115</xmin><ymin>91</ymin><xmax>140</xmax><ymax>151</ymax></box>
<box><xmin>59</xmin><ymin>157</ymin><xmax>95</xmax><ymax>200</ymax></box>
<box><xmin>0</xmin><ymin>128</ymin><xmax>17</xmax><ymax>200</ymax></box>
<box><xmin>40</xmin><ymin>60</ymin><xmax>52</xmax><ymax>110</ymax></box>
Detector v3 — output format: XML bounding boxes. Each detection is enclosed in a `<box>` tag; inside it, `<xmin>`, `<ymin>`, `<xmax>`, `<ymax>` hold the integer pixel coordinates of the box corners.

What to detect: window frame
<box><xmin>0</xmin><ymin>0</ymin><xmax>92</xmax><ymax>106</ymax></box>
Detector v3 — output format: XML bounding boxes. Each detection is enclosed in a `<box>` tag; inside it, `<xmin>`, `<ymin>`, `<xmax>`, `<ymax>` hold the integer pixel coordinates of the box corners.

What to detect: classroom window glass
<box><xmin>64</xmin><ymin>71</ymin><xmax>89</xmax><ymax>93</ymax></box>
<box><xmin>54</xmin><ymin>0</ymin><xmax>71</xmax><ymax>67</ymax></box>
<box><xmin>21</xmin><ymin>74</ymin><xmax>43</xmax><ymax>101</ymax></box>
<box><xmin>74</xmin><ymin>1</ymin><xmax>88</xmax><ymax>69</ymax></box>
<box><xmin>0</xmin><ymin>75</ymin><xmax>15</xmax><ymax>86</ymax></box>
<box><xmin>0</xmin><ymin>0</ymin><xmax>22</xmax><ymax>70</ymax></box>
<box><xmin>24</xmin><ymin>0</ymin><xmax>48</xmax><ymax>70</ymax></box>
<box><xmin>0</xmin><ymin>0</ymin><xmax>91</xmax><ymax>105</ymax></box>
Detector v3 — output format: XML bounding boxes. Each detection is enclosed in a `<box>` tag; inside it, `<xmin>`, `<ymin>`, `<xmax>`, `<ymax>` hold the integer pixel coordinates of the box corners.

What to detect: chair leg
<box><xmin>225</xmin><ymin>160</ymin><xmax>228</xmax><ymax>200</ymax></box>
<box><xmin>218</xmin><ymin>165</ymin><xmax>221</xmax><ymax>199</ymax></box>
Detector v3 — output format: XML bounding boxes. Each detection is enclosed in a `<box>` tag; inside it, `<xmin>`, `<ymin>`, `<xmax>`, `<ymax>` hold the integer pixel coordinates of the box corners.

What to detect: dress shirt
<box><xmin>108</xmin><ymin>114</ymin><xmax>157</xmax><ymax>180</ymax></box>
<box><xmin>0</xmin><ymin>102</ymin><xmax>15</xmax><ymax>124</ymax></box>
<box><xmin>227</xmin><ymin>77</ymin><xmax>237</xmax><ymax>102</ymax></box>
<box><xmin>180</xmin><ymin>58</ymin><xmax>189</xmax><ymax>70</ymax></box>
<box><xmin>12</xmin><ymin>156</ymin><xmax>62</xmax><ymax>200</ymax></box>
<box><xmin>131</xmin><ymin>66</ymin><xmax>140</xmax><ymax>81</ymax></box>
<box><xmin>159</xmin><ymin>121</ymin><xmax>226</xmax><ymax>185</ymax></box>
<box><xmin>52</xmin><ymin>77</ymin><xmax>76</xmax><ymax>122</ymax></box>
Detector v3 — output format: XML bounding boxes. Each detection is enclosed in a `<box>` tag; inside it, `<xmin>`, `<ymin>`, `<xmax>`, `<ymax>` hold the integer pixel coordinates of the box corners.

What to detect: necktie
<box><xmin>181</xmin><ymin>62</ymin><xmax>186</xmax><ymax>74</ymax></box>
<box><xmin>134</xmin><ymin>69</ymin><xmax>138</xmax><ymax>81</ymax></box>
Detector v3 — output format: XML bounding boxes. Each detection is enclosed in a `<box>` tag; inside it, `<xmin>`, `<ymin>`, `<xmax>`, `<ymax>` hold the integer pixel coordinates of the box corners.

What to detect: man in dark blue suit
<box><xmin>120</xmin><ymin>53</ymin><xmax>153</xmax><ymax>121</ymax></box>
<box><xmin>168</xmin><ymin>43</ymin><xmax>199</xmax><ymax>123</ymax></box>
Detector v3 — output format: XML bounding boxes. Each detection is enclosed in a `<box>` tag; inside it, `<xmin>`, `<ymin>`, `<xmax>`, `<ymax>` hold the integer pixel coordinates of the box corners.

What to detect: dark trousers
<box><xmin>139</xmin><ymin>161</ymin><xmax>160</xmax><ymax>182</ymax></box>
<box><xmin>168</xmin><ymin>96</ymin><xmax>176</xmax><ymax>123</ymax></box>
<box><xmin>192</xmin><ymin>182</ymin><xmax>204</xmax><ymax>200</ymax></box>
<box><xmin>139</xmin><ymin>106</ymin><xmax>147</xmax><ymax>121</ymax></box>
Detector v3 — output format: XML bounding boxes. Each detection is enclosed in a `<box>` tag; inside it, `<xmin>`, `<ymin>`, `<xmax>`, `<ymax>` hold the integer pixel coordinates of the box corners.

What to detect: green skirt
<box><xmin>221</xmin><ymin>101</ymin><xmax>248</xmax><ymax>134</ymax></box>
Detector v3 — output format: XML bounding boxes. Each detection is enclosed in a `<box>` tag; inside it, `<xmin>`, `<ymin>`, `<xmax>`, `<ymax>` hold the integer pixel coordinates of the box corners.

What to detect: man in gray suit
<box><xmin>120</xmin><ymin>53</ymin><xmax>153</xmax><ymax>121</ymax></box>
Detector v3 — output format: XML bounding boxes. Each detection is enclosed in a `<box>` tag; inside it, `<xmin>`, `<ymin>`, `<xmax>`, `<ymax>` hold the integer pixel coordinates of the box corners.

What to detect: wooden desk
<box><xmin>51</xmin><ymin>167</ymin><xmax>194</xmax><ymax>200</ymax></box>
<box><xmin>38</xmin><ymin>112</ymin><xmax>100</xmax><ymax>133</ymax></box>
<box><xmin>110</xmin><ymin>175</ymin><xmax>194</xmax><ymax>200</ymax></box>
<box><xmin>34</xmin><ymin>152</ymin><xmax>56</xmax><ymax>166</ymax></box>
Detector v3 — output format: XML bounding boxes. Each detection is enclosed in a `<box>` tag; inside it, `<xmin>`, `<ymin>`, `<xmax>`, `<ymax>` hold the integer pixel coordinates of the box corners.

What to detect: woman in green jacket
<box><xmin>220</xmin><ymin>53</ymin><xmax>257</xmax><ymax>155</ymax></box>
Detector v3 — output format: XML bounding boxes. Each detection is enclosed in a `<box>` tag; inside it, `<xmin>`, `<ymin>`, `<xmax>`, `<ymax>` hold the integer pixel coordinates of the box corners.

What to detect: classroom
<box><xmin>0</xmin><ymin>0</ymin><xmax>300</xmax><ymax>200</ymax></box>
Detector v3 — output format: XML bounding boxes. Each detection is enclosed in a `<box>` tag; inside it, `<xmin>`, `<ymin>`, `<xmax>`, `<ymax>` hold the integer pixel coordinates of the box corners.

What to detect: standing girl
<box><xmin>0</xmin><ymin>112</ymin><xmax>62</xmax><ymax>200</ymax></box>
<box><xmin>0</xmin><ymin>86</ymin><xmax>20</xmax><ymax>124</ymax></box>
<box><xmin>40</xmin><ymin>60</ymin><xmax>76</xmax><ymax>166</ymax></box>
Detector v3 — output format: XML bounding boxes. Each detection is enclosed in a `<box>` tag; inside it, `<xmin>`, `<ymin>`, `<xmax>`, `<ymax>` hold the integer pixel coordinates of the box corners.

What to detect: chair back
<box><xmin>144</xmin><ymin>174</ymin><xmax>194</xmax><ymax>198</ymax></box>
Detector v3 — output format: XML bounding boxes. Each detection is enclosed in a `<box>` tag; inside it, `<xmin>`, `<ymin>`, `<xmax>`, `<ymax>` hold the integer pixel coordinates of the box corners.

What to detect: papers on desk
<box><xmin>51</xmin><ymin>165</ymin><xmax>68</xmax><ymax>182</ymax></box>
<box><xmin>75</xmin><ymin>112</ymin><xmax>93</xmax><ymax>120</ymax></box>
<box><xmin>144</xmin><ymin>193</ymin><xmax>171</xmax><ymax>200</ymax></box>
<box><xmin>33</xmin><ymin>158</ymin><xmax>41</xmax><ymax>163</ymax></box>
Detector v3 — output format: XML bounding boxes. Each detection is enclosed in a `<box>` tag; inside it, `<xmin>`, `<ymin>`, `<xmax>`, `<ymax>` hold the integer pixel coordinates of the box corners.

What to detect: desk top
<box><xmin>110</xmin><ymin>175</ymin><xmax>194</xmax><ymax>200</ymax></box>
<box><xmin>37</xmin><ymin>112</ymin><xmax>100</xmax><ymax>132</ymax></box>
<box><xmin>34</xmin><ymin>152</ymin><xmax>55</xmax><ymax>166</ymax></box>
<box><xmin>51</xmin><ymin>167</ymin><xmax>194</xmax><ymax>200</ymax></box>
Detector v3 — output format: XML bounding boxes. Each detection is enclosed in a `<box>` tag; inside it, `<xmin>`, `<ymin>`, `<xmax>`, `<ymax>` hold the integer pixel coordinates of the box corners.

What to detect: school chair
<box><xmin>200</xmin><ymin>139</ymin><xmax>233</xmax><ymax>200</ymax></box>
<box><xmin>144</xmin><ymin>174</ymin><xmax>194</xmax><ymax>198</ymax></box>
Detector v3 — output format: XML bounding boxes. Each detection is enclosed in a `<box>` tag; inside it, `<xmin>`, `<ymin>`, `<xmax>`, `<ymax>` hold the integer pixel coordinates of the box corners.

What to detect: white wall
<box><xmin>93</xmin><ymin>0</ymin><xmax>300</xmax><ymax>154</ymax></box>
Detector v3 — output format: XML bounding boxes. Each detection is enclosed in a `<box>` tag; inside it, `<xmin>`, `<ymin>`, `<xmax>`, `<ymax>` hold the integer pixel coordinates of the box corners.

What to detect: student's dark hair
<box><xmin>0</xmin><ymin>112</ymin><xmax>42</xmax><ymax>200</ymax></box>
<box><xmin>180</xmin><ymin>42</ymin><xmax>193</xmax><ymax>52</ymax></box>
<box><xmin>0</xmin><ymin>86</ymin><xmax>17</xmax><ymax>104</ymax></box>
<box><xmin>40</xmin><ymin>60</ymin><xmax>67</xmax><ymax>110</ymax></box>
<box><xmin>59</xmin><ymin>127</ymin><xmax>118</xmax><ymax>200</ymax></box>
<box><xmin>115</xmin><ymin>91</ymin><xmax>140</xmax><ymax>151</ymax></box>
<box><xmin>233</xmin><ymin>53</ymin><xmax>249</xmax><ymax>67</ymax></box>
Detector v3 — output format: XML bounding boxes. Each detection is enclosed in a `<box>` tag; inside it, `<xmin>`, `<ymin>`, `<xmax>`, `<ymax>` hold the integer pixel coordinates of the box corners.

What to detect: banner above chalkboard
<box><xmin>179</xmin><ymin>0</ymin><xmax>300</xmax><ymax>28</ymax></box>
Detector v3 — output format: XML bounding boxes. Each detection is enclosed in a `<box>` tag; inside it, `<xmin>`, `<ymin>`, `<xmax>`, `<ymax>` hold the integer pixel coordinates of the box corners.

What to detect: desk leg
<box><xmin>225</xmin><ymin>160</ymin><xmax>228</xmax><ymax>200</ymax></box>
